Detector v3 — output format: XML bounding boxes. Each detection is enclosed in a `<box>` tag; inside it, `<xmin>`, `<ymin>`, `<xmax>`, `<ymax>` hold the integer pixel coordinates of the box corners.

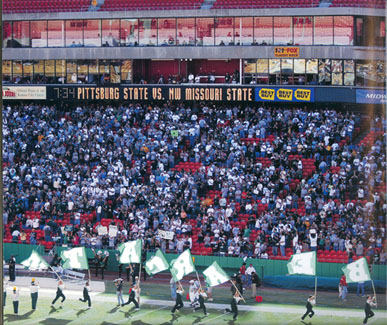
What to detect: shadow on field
<box><xmin>131</xmin><ymin>320</ymin><xmax>153</xmax><ymax>325</ymax></box>
<box><xmin>76</xmin><ymin>308</ymin><xmax>89</xmax><ymax>317</ymax></box>
<box><xmin>4</xmin><ymin>310</ymin><xmax>35</xmax><ymax>322</ymax></box>
<box><xmin>100</xmin><ymin>322</ymin><xmax>119</xmax><ymax>325</ymax></box>
<box><xmin>192</xmin><ymin>315</ymin><xmax>206</xmax><ymax>324</ymax></box>
<box><xmin>39</xmin><ymin>318</ymin><xmax>72</xmax><ymax>325</ymax></box>
<box><xmin>107</xmin><ymin>305</ymin><xmax>120</xmax><ymax>314</ymax></box>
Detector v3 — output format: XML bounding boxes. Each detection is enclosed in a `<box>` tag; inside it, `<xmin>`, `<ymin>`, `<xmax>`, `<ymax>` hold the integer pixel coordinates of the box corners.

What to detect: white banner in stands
<box><xmin>109</xmin><ymin>225</ymin><xmax>118</xmax><ymax>237</ymax></box>
<box><xmin>98</xmin><ymin>226</ymin><xmax>108</xmax><ymax>236</ymax></box>
<box><xmin>158</xmin><ymin>229</ymin><xmax>174</xmax><ymax>240</ymax></box>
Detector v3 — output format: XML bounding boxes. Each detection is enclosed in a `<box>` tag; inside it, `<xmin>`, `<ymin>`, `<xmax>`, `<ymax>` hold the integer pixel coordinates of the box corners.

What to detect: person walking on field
<box><xmin>122</xmin><ymin>284</ymin><xmax>139</xmax><ymax>310</ymax></box>
<box><xmin>224</xmin><ymin>291</ymin><xmax>241</xmax><ymax>320</ymax></box>
<box><xmin>30</xmin><ymin>278</ymin><xmax>39</xmax><ymax>310</ymax></box>
<box><xmin>114</xmin><ymin>278</ymin><xmax>125</xmax><ymax>306</ymax></box>
<box><xmin>51</xmin><ymin>280</ymin><xmax>66</xmax><ymax>307</ymax></box>
<box><xmin>301</xmin><ymin>295</ymin><xmax>316</xmax><ymax>321</ymax></box>
<box><xmin>194</xmin><ymin>288</ymin><xmax>209</xmax><ymax>316</ymax></box>
<box><xmin>363</xmin><ymin>295</ymin><xmax>377</xmax><ymax>324</ymax></box>
<box><xmin>79</xmin><ymin>280</ymin><xmax>92</xmax><ymax>308</ymax></box>
<box><xmin>171</xmin><ymin>283</ymin><xmax>184</xmax><ymax>314</ymax></box>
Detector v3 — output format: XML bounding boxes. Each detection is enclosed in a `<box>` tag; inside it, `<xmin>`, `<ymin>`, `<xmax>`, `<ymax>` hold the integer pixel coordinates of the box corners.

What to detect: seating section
<box><xmin>99</xmin><ymin>0</ymin><xmax>204</xmax><ymax>11</ymax></box>
<box><xmin>331</xmin><ymin>0</ymin><xmax>386</xmax><ymax>9</ymax></box>
<box><xmin>3</xmin><ymin>0</ymin><xmax>90</xmax><ymax>13</ymax></box>
<box><xmin>212</xmin><ymin>0</ymin><xmax>320</xmax><ymax>9</ymax></box>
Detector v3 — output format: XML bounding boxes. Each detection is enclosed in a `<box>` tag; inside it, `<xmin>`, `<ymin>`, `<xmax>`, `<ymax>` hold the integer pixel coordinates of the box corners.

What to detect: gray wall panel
<box><xmin>3</xmin><ymin>46</ymin><xmax>384</xmax><ymax>61</ymax></box>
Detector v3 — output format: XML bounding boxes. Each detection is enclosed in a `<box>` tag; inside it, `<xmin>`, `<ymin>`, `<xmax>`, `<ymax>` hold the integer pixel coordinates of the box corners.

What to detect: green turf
<box><xmin>3</xmin><ymin>294</ymin><xmax>387</xmax><ymax>325</ymax></box>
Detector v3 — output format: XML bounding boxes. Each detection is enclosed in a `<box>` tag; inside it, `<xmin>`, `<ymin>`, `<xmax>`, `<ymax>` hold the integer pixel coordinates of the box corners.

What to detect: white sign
<box><xmin>109</xmin><ymin>225</ymin><xmax>118</xmax><ymax>237</ymax></box>
<box><xmin>2</xmin><ymin>86</ymin><xmax>47</xmax><ymax>100</ymax></box>
<box><xmin>98</xmin><ymin>226</ymin><xmax>108</xmax><ymax>236</ymax></box>
<box><xmin>158</xmin><ymin>229</ymin><xmax>175</xmax><ymax>240</ymax></box>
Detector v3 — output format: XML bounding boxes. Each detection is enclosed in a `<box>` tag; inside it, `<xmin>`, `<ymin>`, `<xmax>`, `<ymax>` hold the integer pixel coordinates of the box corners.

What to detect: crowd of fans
<box><xmin>3</xmin><ymin>102</ymin><xmax>386</xmax><ymax>264</ymax></box>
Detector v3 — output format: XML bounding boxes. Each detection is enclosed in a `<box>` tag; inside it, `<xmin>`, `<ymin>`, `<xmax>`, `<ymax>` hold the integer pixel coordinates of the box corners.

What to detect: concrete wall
<box><xmin>3</xmin><ymin>46</ymin><xmax>384</xmax><ymax>61</ymax></box>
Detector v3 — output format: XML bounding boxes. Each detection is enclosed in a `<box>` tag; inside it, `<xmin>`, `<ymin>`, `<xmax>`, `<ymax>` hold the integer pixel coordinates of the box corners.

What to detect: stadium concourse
<box><xmin>3</xmin><ymin>102</ymin><xmax>386</xmax><ymax>263</ymax></box>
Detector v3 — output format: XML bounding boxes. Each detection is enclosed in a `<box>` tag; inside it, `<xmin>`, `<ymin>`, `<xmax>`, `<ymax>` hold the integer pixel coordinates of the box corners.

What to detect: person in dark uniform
<box><xmin>30</xmin><ymin>278</ymin><xmax>39</xmax><ymax>310</ymax></box>
<box><xmin>131</xmin><ymin>264</ymin><xmax>140</xmax><ymax>284</ymax></box>
<box><xmin>122</xmin><ymin>284</ymin><xmax>139</xmax><ymax>310</ymax></box>
<box><xmin>92</xmin><ymin>249</ymin><xmax>103</xmax><ymax>278</ymax></box>
<box><xmin>100</xmin><ymin>251</ymin><xmax>109</xmax><ymax>280</ymax></box>
<box><xmin>363</xmin><ymin>295</ymin><xmax>377</xmax><ymax>324</ymax></box>
<box><xmin>194</xmin><ymin>288</ymin><xmax>209</xmax><ymax>316</ymax></box>
<box><xmin>116</xmin><ymin>254</ymin><xmax>131</xmax><ymax>282</ymax></box>
<box><xmin>8</xmin><ymin>256</ymin><xmax>16</xmax><ymax>282</ymax></box>
<box><xmin>141</xmin><ymin>250</ymin><xmax>147</xmax><ymax>281</ymax></box>
<box><xmin>51</xmin><ymin>280</ymin><xmax>66</xmax><ymax>306</ymax></box>
<box><xmin>171</xmin><ymin>283</ymin><xmax>184</xmax><ymax>314</ymax></box>
<box><xmin>79</xmin><ymin>280</ymin><xmax>91</xmax><ymax>308</ymax></box>
<box><xmin>301</xmin><ymin>295</ymin><xmax>316</xmax><ymax>321</ymax></box>
<box><xmin>224</xmin><ymin>291</ymin><xmax>241</xmax><ymax>320</ymax></box>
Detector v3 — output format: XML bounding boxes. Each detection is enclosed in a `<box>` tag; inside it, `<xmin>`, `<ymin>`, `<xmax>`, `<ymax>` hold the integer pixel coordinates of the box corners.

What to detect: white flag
<box><xmin>21</xmin><ymin>250</ymin><xmax>49</xmax><ymax>271</ymax></box>
<box><xmin>203</xmin><ymin>261</ymin><xmax>229</xmax><ymax>287</ymax></box>
<box><xmin>118</xmin><ymin>240</ymin><xmax>142</xmax><ymax>264</ymax></box>
<box><xmin>342</xmin><ymin>257</ymin><xmax>371</xmax><ymax>283</ymax></box>
<box><xmin>61</xmin><ymin>247</ymin><xmax>89</xmax><ymax>270</ymax></box>
<box><xmin>145</xmin><ymin>249</ymin><xmax>169</xmax><ymax>275</ymax></box>
<box><xmin>287</xmin><ymin>251</ymin><xmax>316</xmax><ymax>276</ymax></box>
<box><xmin>170</xmin><ymin>250</ymin><xmax>196</xmax><ymax>282</ymax></box>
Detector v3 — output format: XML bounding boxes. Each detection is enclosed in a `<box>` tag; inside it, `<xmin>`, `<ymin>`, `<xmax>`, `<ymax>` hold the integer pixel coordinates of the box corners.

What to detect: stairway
<box><xmin>201</xmin><ymin>0</ymin><xmax>216</xmax><ymax>9</ymax></box>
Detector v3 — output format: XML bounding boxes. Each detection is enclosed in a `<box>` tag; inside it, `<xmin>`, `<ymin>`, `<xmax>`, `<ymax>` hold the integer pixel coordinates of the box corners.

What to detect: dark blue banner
<box><xmin>356</xmin><ymin>89</ymin><xmax>386</xmax><ymax>104</ymax></box>
<box><xmin>255</xmin><ymin>87</ymin><xmax>314</xmax><ymax>102</ymax></box>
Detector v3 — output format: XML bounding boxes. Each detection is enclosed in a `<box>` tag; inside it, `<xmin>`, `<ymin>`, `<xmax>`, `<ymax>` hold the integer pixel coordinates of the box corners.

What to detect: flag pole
<box><xmin>48</xmin><ymin>265</ymin><xmax>63</xmax><ymax>283</ymax></box>
<box><xmin>195</xmin><ymin>271</ymin><xmax>203</xmax><ymax>292</ymax></box>
<box><xmin>371</xmin><ymin>280</ymin><xmax>377</xmax><ymax>305</ymax></box>
<box><xmin>229</xmin><ymin>279</ymin><xmax>246</xmax><ymax>303</ymax></box>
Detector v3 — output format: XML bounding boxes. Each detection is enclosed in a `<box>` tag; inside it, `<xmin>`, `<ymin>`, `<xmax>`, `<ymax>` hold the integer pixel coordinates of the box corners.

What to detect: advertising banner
<box><xmin>255</xmin><ymin>87</ymin><xmax>314</xmax><ymax>102</ymax></box>
<box><xmin>356</xmin><ymin>89</ymin><xmax>386</xmax><ymax>104</ymax></box>
<box><xmin>2</xmin><ymin>86</ymin><xmax>47</xmax><ymax>100</ymax></box>
<box><xmin>274</xmin><ymin>47</ymin><xmax>300</xmax><ymax>58</ymax></box>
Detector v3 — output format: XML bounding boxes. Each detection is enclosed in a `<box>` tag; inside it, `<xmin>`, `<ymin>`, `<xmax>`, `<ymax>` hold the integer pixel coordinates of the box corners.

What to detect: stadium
<box><xmin>1</xmin><ymin>0</ymin><xmax>386</xmax><ymax>324</ymax></box>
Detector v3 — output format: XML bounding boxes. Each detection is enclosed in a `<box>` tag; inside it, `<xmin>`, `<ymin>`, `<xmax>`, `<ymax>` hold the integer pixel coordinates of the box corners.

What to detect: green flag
<box><xmin>342</xmin><ymin>257</ymin><xmax>371</xmax><ymax>283</ymax></box>
<box><xmin>287</xmin><ymin>251</ymin><xmax>316</xmax><ymax>276</ymax></box>
<box><xmin>21</xmin><ymin>250</ymin><xmax>50</xmax><ymax>271</ymax></box>
<box><xmin>118</xmin><ymin>239</ymin><xmax>142</xmax><ymax>264</ymax></box>
<box><xmin>61</xmin><ymin>247</ymin><xmax>89</xmax><ymax>270</ymax></box>
<box><xmin>170</xmin><ymin>249</ymin><xmax>195</xmax><ymax>282</ymax></box>
<box><xmin>145</xmin><ymin>249</ymin><xmax>169</xmax><ymax>276</ymax></box>
<box><xmin>203</xmin><ymin>261</ymin><xmax>229</xmax><ymax>287</ymax></box>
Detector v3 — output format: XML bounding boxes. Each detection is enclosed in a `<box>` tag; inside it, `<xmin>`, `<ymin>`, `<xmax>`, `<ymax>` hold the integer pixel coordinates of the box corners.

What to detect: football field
<box><xmin>3</xmin><ymin>287</ymin><xmax>387</xmax><ymax>325</ymax></box>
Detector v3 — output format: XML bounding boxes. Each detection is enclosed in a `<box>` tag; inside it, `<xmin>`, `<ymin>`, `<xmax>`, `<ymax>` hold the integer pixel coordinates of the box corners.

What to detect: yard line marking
<box><xmin>281</xmin><ymin>316</ymin><xmax>300</xmax><ymax>325</ymax></box>
<box><xmin>116</xmin><ymin>305</ymin><xmax>167</xmax><ymax>324</ymax></box>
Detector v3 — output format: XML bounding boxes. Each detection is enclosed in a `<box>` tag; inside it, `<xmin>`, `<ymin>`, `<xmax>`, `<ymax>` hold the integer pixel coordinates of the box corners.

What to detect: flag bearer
<box><xmin>12</xmin><ymin>286</ymin><xmax>20</xmax><ymax>314</ymax></box>
<box><xmin>122</xmin><ymin>284</ymin><xmax>139</xmax><ymax>310</ymax></box>
<box><xmin>79</xmin><ymin>280</ymin><xmax>92</xmax><ymax>308</ymax></box>
<box><xmin>171</xmin><ymin>283</ymin><xmax>184</xmax><ymax>314</ymax></box>
<box><xmin>30</xmin><ymin>278</ymin><xmax>40</xmax><ymax>310</ymax></box>
<box><xmin>301</xmin><ymin>295</ymin><xmax>316</xmax><ymax>321</ymax></box>
<box><xmin>51</xmin><ymin>280</ymin><xmax>66</xmax><ymax>306</ymax></box>
<box><xmin>224</xmin><ymin>291</ymin><xmax>241</xmax><ymax>320</ymax></box>
<box><xmin>194</xmin><ymin>288</ymin><xmax>209</xmax><ymax>316</ymax></box>
<box><xmin>363</xmin><ymin>295</ymin><xmax>377</xmax><ymax>324</ymax></box>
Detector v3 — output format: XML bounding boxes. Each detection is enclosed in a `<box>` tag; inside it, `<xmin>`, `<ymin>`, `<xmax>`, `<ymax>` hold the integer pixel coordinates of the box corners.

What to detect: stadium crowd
<box><xmin>3</xmin><ymin>102</ymin><xmax>386</xmax><ymax>264</ymax></box>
